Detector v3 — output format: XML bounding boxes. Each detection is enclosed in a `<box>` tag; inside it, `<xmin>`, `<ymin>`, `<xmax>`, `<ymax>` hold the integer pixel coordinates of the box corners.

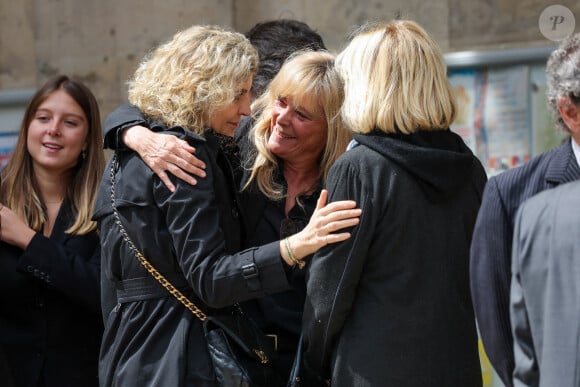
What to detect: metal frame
<box><xmin>444</xmin><ymin>45</ymin><xmax>557</xmax><ymax>69</ymax></box>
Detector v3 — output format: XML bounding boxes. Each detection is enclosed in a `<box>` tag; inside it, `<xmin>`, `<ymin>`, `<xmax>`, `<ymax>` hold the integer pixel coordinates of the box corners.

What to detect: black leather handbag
<box><xmin>110</xmin><ymin>155</ymin><xmax>283</xmax><ymax>386</ymax></box>
<box><xmin>204</xmin><ymin>308</ymin><xmax>284</xmax><ymax>386</ymax></box>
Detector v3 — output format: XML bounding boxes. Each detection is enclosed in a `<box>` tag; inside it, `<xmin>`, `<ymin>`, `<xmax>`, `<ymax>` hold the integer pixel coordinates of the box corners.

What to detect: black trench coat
<box><xmin>94</xmin><ymin>127</ymin><xmax>291</xmax><ymax>387</ymax></box>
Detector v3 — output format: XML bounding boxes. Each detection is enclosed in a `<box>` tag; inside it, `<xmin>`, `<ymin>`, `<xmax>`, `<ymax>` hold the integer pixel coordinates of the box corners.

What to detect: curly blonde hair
<box><xmin>337</xmin><ymin>20</ymin><xmax>456</xmax><ymax>134</ymax></box>
<box><xmin>245</xmin><ymin>50</ymin><xmax>351</xmax><ymax>200</ymax></box>
<box><xmin>128</xmin><ymin>25</ymin><xmax>258</xmax><ymax>134</ymax></box>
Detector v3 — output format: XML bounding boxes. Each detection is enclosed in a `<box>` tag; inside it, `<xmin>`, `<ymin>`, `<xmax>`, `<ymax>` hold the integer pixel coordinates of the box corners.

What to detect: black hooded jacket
<box><xmin>303</xmin><ymin>129</ymin><xmax>487</xmax><ymax>387</ymax></box>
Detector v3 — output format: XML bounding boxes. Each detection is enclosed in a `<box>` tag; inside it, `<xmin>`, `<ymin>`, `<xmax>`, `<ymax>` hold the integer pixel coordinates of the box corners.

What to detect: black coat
<box><xmin>94</xmin><ymin>126</ymin><xmax>291</xmax><ymax>387</ymax></box>
<box><xmin>303</xmin><ymin>130</ymin><xmax>487</xmax><ymax>387</ymax></box>
<box><xmin>104</xmin><ymin>109</ymin><xmax>316</xmax><ymax>383</ymax></box>
<box><xmin>470</xmin><ymin>139</ymin><xmax>580</xmax><ymax>387</ymax></box>
<box><xmin>0</xmin><ymin>201</ymin><xmax>102</xmax><ymax>387</ymax></box>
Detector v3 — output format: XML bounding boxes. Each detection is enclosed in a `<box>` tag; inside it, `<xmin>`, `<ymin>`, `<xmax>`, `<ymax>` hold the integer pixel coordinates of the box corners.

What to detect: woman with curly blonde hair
<box><xmin>94</xmin><ymin>26</ymin><xmax>360</xmax><ymax>387</ymax></box>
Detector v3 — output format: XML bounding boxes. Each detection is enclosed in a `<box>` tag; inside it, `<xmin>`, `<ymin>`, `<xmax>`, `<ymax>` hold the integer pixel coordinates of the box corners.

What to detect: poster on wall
<box><xmin>0</xmin><ymin>132</ymin><xmax>18</xmax><ymax>170</ymax></box>
<box><xmin>449</xmin><ymin>69</ymin><xmax>489</xmax><ymax>167</ymax></box>
<box><xmin>483</xmin><ymin>65</ymin><xmax>531</xmax><ymax>175</ymax></box>
<box><xmin>449</xmin><ymin>69</ymin><xmax>477</xmax><ymax>153</ymax></box>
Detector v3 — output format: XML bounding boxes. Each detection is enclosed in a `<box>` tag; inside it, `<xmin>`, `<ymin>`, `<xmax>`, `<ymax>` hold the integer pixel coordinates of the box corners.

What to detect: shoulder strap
<box><xmin>109</xmin><ymin>153</ymin><xmax>207</xmax><ymax>321</ymax></box>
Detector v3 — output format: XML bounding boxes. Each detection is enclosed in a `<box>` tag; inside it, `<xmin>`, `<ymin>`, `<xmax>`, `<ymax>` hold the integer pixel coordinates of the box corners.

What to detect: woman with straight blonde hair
<box><xmin>0</xmin><ymin>75</ymin><xmax>105</xmax><ymax>387</ymax></box>
<box><xmin>302</xmin><ymin>20</ymin><xmax>487</xmax><ymax>386</ymax></box>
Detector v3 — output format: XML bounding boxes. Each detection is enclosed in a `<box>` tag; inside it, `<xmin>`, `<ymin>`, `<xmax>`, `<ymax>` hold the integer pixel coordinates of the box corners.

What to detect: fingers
<box><xmin>324</xmin><ymin>231</ymin><xmax>352</xmax><ymax>245</ymax></box>
<box><xmin>315</xmin><ymin>189</ymin><xmax>328</xmax><ymax>211</ymax></box>
<box><xmin>172</xmin><ymin>151</ymin><xmax>206</xmax><ymax>178</ymax></box>
<box><xmin>148</xmin><ymin>136</ymin><xmax>208</xmax><ymax>191</ymax></box>
<box><xmin>155</xmin><ymin>170</ymin><xmax>176</xmax><ymax>192</ymax></box>
<box><xmin>318</xmin><ymin>199</ymin><xmax>358</xmax><ymax>216</ymax></box>
<box><xmin>323</xmin><ymin>207</ymin><xmax>361</xmax><ymax>224</ymax></box>
<box><xmin>324</xmin><ymin>215</ymin><xmax>360</xmax><ymax>233</ymax></box>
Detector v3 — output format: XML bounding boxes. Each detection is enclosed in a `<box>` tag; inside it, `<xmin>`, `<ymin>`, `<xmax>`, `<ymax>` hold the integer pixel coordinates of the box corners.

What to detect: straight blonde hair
<box><xmin>245</xmin><ymin>50</ymin><xmax>351</xmax><ymax>200</ymax></box>
<box><xmin>337</xmin><ymin>20</ymin><xmax>456</xmax><ymax>134</ymax></box>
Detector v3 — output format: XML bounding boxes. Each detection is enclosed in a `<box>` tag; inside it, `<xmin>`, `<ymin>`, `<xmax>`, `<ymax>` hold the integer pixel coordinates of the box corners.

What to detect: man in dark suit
<box><xmin>510</xmin><ymin>179</ymin><xmax>580</xmax><ymax>387</ymax></box>
<box><xmin>470</xmin><ymin>32</ymin><xmax>580</xmax><ymax>387</ymax></box>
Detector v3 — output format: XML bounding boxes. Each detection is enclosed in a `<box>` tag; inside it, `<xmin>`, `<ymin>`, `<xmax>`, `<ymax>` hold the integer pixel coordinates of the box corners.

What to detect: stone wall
<box><xmin>1</xmin><ymin>0</ymin><xmax>579</xmax><ymax>118</ymax></box>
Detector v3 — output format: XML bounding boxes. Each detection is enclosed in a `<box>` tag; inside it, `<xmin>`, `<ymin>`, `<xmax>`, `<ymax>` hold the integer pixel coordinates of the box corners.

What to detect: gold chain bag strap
<box><xmin>109</xmin><ymin>154</ymin><xmax>207</xmax><ymax>321</ymax></box>
<box><xmin>108</xmin><ymin>154</ymin><xmax>283</xmax><ymax>386</ymax></box>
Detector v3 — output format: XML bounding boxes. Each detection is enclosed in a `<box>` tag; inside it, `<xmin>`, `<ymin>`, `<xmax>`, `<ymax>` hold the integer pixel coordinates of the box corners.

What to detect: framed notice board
<box><xmin>445</xmin><ymin>45</ymin><xmax>567</xmax><ymax>176</ymax></box>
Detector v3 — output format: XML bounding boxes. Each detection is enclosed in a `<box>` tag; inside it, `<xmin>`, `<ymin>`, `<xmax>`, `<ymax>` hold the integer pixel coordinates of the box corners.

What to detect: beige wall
<box><xmin>1</xmin><ymin>0</ymin><xmax>579</xmax><ymax>119</ymax></box>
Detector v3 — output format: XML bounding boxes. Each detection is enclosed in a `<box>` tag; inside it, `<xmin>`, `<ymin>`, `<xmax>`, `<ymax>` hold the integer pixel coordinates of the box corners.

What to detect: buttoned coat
<box><xmin>0</xmin><ymin>202</ymin><xmax>102</xmax><ymax>387</ymax></box>
<box><xmin>510</xmin><ymin>180</ymin><xmax>580</xmax><ymax>387</ymax></box>
<box><xmin>94</xmin><ymin>126</ymin><xmax>291</xmax><ymax>387</ymax></box>
<box><xmin>470</xmin><ymin>139</ymin><xmax>580</xmax><ymax>387</ymax></box>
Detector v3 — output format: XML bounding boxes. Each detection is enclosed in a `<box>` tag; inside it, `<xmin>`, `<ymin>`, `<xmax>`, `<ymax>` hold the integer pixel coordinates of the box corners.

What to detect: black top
<box><xmin>0</xmin><ymin>201</ymin><xmax>102</xmax><ymax>387</ymax></box>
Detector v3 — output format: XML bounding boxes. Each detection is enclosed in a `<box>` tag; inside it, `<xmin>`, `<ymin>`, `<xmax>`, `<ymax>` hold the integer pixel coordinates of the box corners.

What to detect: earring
<box><xmin>81</xmin><ymin>150</ymin><xmax>86</xmax><ymax>160</ymax></box>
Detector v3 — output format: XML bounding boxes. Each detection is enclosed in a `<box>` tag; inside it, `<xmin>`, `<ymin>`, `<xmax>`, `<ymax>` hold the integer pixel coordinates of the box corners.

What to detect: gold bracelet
<box><xmin>284</xmin><ymin>237</ymin><xmax>305</xmax><ymax>269</ymax></box>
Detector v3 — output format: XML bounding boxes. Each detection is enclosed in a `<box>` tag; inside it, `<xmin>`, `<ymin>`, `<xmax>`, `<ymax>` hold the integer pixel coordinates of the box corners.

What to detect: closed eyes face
<box><xmin>26</xmin><ymin>89</ymin><xmax>89</xmax><ymax>175</ymax></box>
<box><xmin>209</xmin><ymin>77</ymin><xmax>253</xmax><ymax>137</ymax></box>
<box><xmin>268</xmin><ymin>95</ymin><xmax>328</xmax><ymax>166</ymax></box>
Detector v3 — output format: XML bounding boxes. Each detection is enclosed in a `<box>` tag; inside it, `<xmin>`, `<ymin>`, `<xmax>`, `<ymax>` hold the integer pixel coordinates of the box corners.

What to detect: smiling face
<box><xmin>209</xmin><ymin>77</ymin><xmax>253</xmax><ymax>137</ymax></box>
<box><xmin>267</xmin><ymin>95</ymin><xmax>328</xmax><ymax>166</ymax></box>
<box><xmin>26</xmin><ymin>88</ymin><xmax>89</xmax><ymax>175</ymax></box>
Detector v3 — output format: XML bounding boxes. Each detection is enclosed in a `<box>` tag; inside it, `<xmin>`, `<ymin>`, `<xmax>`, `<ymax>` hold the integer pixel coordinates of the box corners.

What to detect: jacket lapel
<box><xmin>545</xmin><ymin>139</ymin><xmax>580</xmax><ymax>187</ymax></box>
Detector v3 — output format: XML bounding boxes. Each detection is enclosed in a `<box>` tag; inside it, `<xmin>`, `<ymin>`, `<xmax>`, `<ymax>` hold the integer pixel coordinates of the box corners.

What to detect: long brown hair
<box><xmin>0</xmin><ymin>75</ymin><xmax>105</xmax><ymax>234</ymax></box>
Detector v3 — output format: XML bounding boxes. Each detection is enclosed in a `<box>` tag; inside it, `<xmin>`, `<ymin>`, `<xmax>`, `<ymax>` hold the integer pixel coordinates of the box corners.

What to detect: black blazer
<box><xmin>470</xmin><ymin>139</ymin><xmax>580</xmax><ymax>387</ymax></box>
<box><xmin>0</xmin><ymin>201</ymin><xmax>102</xmax><ymax>387</ymax></box>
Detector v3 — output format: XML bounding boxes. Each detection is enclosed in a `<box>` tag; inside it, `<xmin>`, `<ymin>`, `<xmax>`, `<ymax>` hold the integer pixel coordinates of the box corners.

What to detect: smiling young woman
<box><xmin>0</xmin><ymin>75</ymin><xmax>105</xmax><ymax>387</ymax></box>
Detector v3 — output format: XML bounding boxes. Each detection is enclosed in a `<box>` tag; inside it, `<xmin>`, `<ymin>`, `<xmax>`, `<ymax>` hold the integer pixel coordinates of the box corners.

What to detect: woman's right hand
<box><xmin>0</xmin><ymin>203</ymin><xmax>35</xmax><ymax>249</ymax></box>
<box><xmin>280</xmin><ymin>190</ymin><xmax>361</xmax><ymax>267</ymax></box>
<box><xmin>123</xmin><ymin>125</ymin><xmax>207</xmax><ymax>192</ymax></box>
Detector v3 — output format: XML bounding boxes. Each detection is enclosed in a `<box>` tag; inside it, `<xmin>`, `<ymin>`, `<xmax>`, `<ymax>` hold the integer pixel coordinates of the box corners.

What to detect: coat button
<box><xmin>231</xmin><ymin>207</ymin><xmax>239</xmax><ymax>219</ymax></box>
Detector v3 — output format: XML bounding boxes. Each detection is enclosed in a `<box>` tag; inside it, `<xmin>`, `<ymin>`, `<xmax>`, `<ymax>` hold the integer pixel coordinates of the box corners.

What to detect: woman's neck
<box><xmin>283</xmin><ymin>162</ymin><xmax>319</xmax><ymax>215</ymax></box>
<box><xmin>33</xmin><ymin>166</ymin><xmax>69</xmax><ymax>204</ymax></box>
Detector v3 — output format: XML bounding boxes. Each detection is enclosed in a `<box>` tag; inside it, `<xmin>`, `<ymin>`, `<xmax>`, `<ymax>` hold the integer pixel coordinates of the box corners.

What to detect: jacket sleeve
<box><xmin>510</xmin><ymin>204</ymin><xmax>538</xmax><ymax>387</ymax></box>
<box><xmin>470</xmin><ymin>176</ymin><xmax>515</xmax><ymax>386</ymax></box>
<box><xmin>16</xmin><ymin>231</ymin><xmax>101</xmax><ymax>314</ymax></box>
<box><xmin>302</xmin><ymin>160</ymin><xmax>371</xmax><ymax>379</ymax></box>
<box><xmin>102</xmin><ymin>103</ymin><xmax>147</xmax><ymax>150</ymax></box>
<box><xmin>153</xmin><ymin>144</ymin><xmax>291</xmax><ymax>308</ymax></box>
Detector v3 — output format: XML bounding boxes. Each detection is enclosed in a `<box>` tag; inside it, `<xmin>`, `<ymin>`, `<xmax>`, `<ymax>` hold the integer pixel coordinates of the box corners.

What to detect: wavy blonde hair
<box><xmin>245</xmin><ymin>50</ymin><xmax>351</xmax><ymax>200</ymax></box>
<box><xmin>337</xmin><ymin>20</ymin><xmax>456</xmax><ymax>134</ymax></box>
<box><xmin>128</xmin><ymin>25</ymin><xmax>258</xmax><ymax>134</ymax></box>
<box><xmin>0</xmin><ymin>75</ymin><xmax>105</xmax><ymax>235</ymax></box>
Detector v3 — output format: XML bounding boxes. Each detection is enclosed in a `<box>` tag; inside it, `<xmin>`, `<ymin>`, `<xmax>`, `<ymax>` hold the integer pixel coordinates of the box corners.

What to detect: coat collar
<box><xmin>545</xmin><ymin>138</ymin><xmax>580</xmax><ymax>186</ymax></box>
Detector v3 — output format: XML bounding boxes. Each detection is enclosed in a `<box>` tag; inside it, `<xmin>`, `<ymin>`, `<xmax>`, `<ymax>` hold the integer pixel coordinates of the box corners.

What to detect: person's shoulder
<box><xmin>160</xmin><ymin>126</ymin><xmax>206</xmax><ymax>146</ymax></box>
<box><xmin>526</xmin><ymin>179</ymin><xmax>580</xmax><ymax>211</ymax></box>
<box><xmin>489</xmin><ymin>142</ymin><xmax>566</xmax><ymax>186</ymax></box>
